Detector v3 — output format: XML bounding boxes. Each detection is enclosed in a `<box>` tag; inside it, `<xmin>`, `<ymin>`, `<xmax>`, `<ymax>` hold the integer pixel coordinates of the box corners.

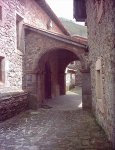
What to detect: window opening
<box><xmin>0</xmin><ymin>6</ymin><xmax>2</xmax><ymax>20</ymax></box>
<box><xmin>0</xmin><ymin>57</ymin><xmax>4</xmax><ymax>83</ymax></box>
<box><xmin>16</xmin><ymin>14</ymin><xmax>23</xmax><ymax>50</ymax></box>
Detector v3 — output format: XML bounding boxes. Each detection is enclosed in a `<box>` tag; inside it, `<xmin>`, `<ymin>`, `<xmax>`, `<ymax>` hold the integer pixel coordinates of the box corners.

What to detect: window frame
<box><xmin>0</xmin><ymin>56</ymin><xmax>5</xmax><ymax>85</ymax></box>
<box><xmin>95</xmin><ymin>58</ymin><xmax>104</xmax><ymax>113</ymax></box>
<box><xmin>0</xmin><ymin>5</ymin><xmax>2</xmax><ymax>21</ymax></box>
<box><xmin>16</xmin><ymin>13</ymin><xmax>24</xmax><ymax>50</ymax></box>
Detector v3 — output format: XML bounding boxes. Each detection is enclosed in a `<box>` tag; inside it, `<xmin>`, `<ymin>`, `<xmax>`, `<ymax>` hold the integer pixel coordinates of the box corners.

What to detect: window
<box><xmin>0</xmin><ymin>57</ymin><xmax>4</xmax><ymax>84</ymax></box>
<box><xmin>0</xmin><ymin>6</ymin><xmax>2</xmax><ymax>20</ymax></box>
<box><xmin>95</xmin><ymin>58</ymin><xmax>104</xmax><ymax>112</ymax></box>
<box><xmin>16</xmin><ymin>14</ymin><xmax>23</xmax><ymax>50</ymax></box>
<box><xmin>47</xmin><ymin>19</ymin><xmax>52</xmax><ymax>30</ymax></box>
<box><xmin>96</xmin><ymin>70</ymin><xmax>102</xmax><ymax>99</ymax></box>
<box><xmin>96</xmin><ymin>58</ymin><xmax>103</xmax><ymax>99</ymax></box>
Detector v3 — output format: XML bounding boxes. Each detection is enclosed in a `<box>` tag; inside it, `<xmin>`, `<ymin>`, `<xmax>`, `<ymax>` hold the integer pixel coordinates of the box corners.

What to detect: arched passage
<box><xmin>24</xmin><ymin>28</ymin><xmax>92</xmax><ymax>109</ymax></box>
<box><xmin>35</xmin><ymin>48</ymin><xmax>80</xmax><ymax>103</ymax></box>
<box><xmin>26</xmin><ymin>47</ymin><xmax>92</xmax><ymax>110</ymax></box>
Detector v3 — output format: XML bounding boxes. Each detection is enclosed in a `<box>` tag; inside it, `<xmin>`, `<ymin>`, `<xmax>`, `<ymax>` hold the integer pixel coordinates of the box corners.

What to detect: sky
<box><xmin>46</xmin><ymin>0</ymin><xmax>84</xmax><ymax>25</ymax></box>
<box><xmin>46</xmin><ymin>0</ymin><xmax>73</xmax><ymax>20</ymax></box>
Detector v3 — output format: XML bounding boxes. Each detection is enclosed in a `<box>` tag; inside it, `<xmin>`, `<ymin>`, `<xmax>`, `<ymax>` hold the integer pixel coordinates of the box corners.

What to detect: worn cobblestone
<box><xmin>0</xmin><ymin>94</ymin><xmax>112</xmax><ymax>150</ymax></box>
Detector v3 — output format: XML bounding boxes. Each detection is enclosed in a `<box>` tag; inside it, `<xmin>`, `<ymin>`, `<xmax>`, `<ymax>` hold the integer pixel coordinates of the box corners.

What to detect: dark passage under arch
<box><xmin>44</xmin><ymin>62</ymin><xmax>52</xmax><ymax>99</ymax></box>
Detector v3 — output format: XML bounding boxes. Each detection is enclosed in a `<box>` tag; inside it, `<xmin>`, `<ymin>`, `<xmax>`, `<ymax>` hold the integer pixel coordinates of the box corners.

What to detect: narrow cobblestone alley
<box><xmin>0</xmin><ymin>91</ymin><xmax>112</xmax><ymax>150</ymax></box>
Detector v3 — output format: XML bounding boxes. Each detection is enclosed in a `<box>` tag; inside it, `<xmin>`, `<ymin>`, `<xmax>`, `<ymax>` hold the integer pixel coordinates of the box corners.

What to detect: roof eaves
<box><xmin>24</xmin><ymin>24</ymin><xmax>88</xmax><ymax>50</ymax></box>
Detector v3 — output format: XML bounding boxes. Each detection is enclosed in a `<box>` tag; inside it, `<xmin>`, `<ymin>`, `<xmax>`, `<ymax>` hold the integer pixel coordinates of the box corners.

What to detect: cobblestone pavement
<box><xmin>0</xmin><ymin>92</ymin><xmax>112</xmax><ymax>150</ymax></box>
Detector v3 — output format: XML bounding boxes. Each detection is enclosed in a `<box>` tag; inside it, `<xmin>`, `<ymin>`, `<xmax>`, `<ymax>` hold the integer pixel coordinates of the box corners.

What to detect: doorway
<box><xmin>44</xmin><ymin>62</ymin><xmax>52</xmax><ymax>99</ymax></box>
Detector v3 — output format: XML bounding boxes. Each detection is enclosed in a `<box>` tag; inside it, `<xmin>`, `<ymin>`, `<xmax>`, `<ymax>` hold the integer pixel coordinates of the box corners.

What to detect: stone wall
<box><xmin>24</xmin><ymin>30</ymin><xmax>86</xmax><ymax>107</ymax></box>
<box><xmin>0</xmin><ymin>92</ymin><xmax>28</xmax><ymax>121</ymax></box>
<box><xmin>0</xmin><ymin>0</ymin><xmax>23</xmax><ymax>91</ymax></box>
<box><xmin>0</xmin><ymin>0</ymin><xmax>88</xmax><ymax>120</ymax></box>
<box><xmin>0</xmin><ymin>0</ymin><xmax>66</xmax><ymax>94</ymax></box>
<box><xmin>86</xmin><ymin>0</ymin><xmax>115</xmax><ymax>143</ymax></box>
<box><xmin>25</xmin><ymin>30</ymin><xmax>84</xmax><ymax>74</ymax></box>
<box><xmin>24</xmin><ymin>0</ymin><xmax>64</xmax><ymax>34</ymax></box>
<box><xmin>0</xmin><ymin>0</ymin><xmax>67</xmax><ymax>119</ymax></box>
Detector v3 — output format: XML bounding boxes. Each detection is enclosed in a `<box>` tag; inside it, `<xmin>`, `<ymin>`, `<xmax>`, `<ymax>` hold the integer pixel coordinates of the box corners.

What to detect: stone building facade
<box><xmin>24</xmin><ymin>28</ymin><xmax>88</xmax><ymax>109</ymax></box>
<box><xmin>68</xmin><ymin>61</ymin><xmax>82</xmax><ymax>87</ymax></box>
<box><xmin>74</xmin><ymin>0</ymin><xmax>115</xmax><ymax>147</ymax></box>
<box><xmin>0</xmin><ymin>0</ymin><xmax>68</xmax><ymax>94</ymax></box>
<box><xmin>0</xmin><ymin>0</ymin><xmax>114</xmax><ymax>148</ymax></box>
<box><xmin>0</xmin><ymin>0</ymin><xmax>91</xmax><ymax>121</ymax></box>
<box><xmin>65</xmin><ymin>61</ymin><xmax>82</xmax><ymax>91</ymax></box>
<box><xmin>0</xmin><ymin>0</ymin><xmax>69</xmax><ymax>120</ymax></box>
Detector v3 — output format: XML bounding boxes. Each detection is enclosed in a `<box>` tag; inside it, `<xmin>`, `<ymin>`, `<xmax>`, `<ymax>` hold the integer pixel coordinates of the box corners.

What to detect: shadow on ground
<box><xmin>44</xmin><ymin>91</ymin><xmax>82</xmax><ymax>111</ymax></box>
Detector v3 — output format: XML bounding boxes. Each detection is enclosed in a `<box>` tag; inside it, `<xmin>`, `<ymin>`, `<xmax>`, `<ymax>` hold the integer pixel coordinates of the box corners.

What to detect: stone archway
<box><xmin>26</xmin><ymin>47</ymin><xmax>92</xmax><ymax>110</ymax></box>
<box><xmin>24</xmin><ymin>28</ymin><xmax>91</xmax><ymax>110</ymax></box>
